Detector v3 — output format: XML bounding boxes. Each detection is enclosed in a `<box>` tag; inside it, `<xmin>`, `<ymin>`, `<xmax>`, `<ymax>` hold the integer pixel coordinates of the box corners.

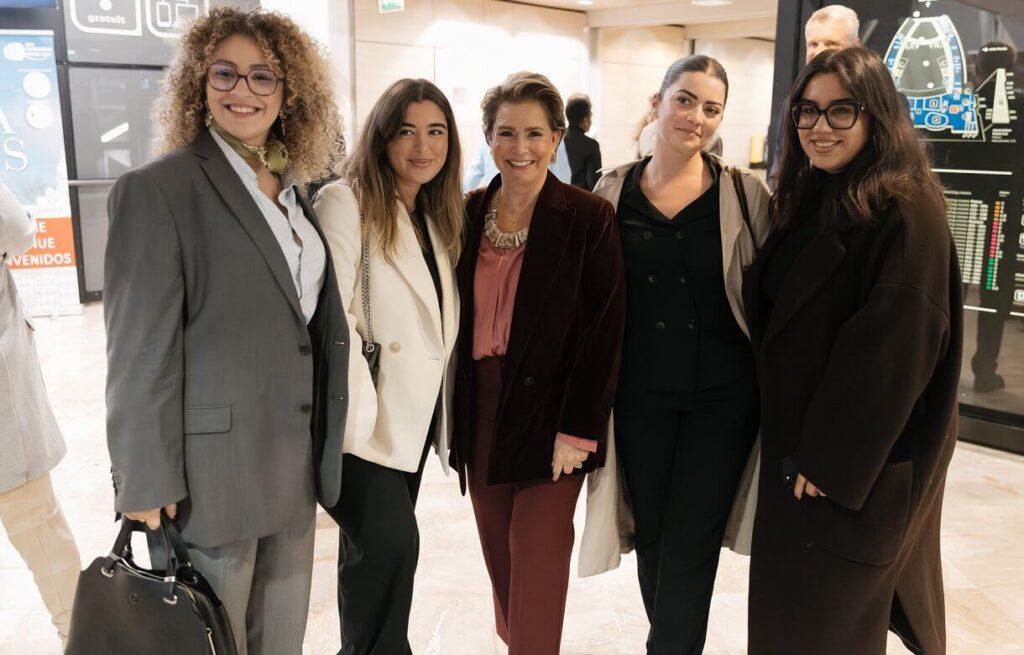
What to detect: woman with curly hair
<box><xmin>103</xmin><ymin>8</ymin><xmax>349</xmax><ymax>654</ymax></box>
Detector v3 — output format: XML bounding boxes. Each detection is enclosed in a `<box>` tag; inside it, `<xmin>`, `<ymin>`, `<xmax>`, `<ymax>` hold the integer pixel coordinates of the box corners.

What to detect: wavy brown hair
<box><xmin>341</xmin><ymin>79</ymin><xmax>464</xmax><ymax>262</ymax></box>
<box><xmin>155</xmin><ymin>7</ymin><xmax>343</xmax><ymax>184</ymax></box>
<box><xmin>771</xmin><ymin>47</ymin><xmax>943</xmax><ymax>228</ymax></box>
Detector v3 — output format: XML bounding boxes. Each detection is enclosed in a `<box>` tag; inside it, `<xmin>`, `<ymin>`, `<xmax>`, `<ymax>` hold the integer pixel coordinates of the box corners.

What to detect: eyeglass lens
<box><xmin>792</xmin><ymin>102</ymin><xmax>859</xmax><ymax>129</ymax></box>
<box><xmin>208</xmin><ymin>64</ymin><xmax>279</xmax><ymax>96</ymax></box>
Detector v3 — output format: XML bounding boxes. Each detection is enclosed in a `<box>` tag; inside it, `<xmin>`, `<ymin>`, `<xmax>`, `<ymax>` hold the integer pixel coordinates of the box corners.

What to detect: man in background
<box><xmin>564</xmin><ymin>94</ymin><xmax>603</xmax><ymax>191</ymax></box>
<box><xmin>769</xmin><ymin>5</ymin><xmax>861</xmax><ymax>188</ymax></box>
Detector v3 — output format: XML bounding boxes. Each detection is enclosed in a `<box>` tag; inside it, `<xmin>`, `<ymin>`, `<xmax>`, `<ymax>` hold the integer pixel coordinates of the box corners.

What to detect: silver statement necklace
<box><xmin>484</xmin><ymin>189</ymin><xmax>529</xmax><ymax>249</ymax></box>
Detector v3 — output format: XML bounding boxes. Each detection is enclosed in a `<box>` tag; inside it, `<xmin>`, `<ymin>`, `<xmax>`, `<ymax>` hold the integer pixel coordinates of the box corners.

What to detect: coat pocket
<box><xmin>806</xmin><ymin>460</ymin><xmax>914</xmax><ymax>566</ymax></box>
<box><xmin>183</xmin><ymin>405</ymin><xmax>232</xmax><ymax>435</ymax></box>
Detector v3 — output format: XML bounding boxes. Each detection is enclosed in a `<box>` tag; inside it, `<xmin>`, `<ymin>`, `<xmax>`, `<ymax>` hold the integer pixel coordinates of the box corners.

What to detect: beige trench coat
<box><xmin>578</xmin><ymin>155</ymin><xmax>772</xmax><ymax>576</ymax></box>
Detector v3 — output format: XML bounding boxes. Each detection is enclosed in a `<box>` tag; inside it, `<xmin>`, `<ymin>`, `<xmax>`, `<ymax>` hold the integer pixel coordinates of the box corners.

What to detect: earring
<box><xmin>204</xmin><ymin>109</ymin><xmax>213</xmax><ymax>127</ymax></box>
<box><xmin>278</xmin><ymin>111</ymin><xmax>286</xmax><ymax>138</ymax></box>
<box><xmin>551</xmin><ymin>152</ymin><xmax>557</xmax><ymax>163</ymax></box>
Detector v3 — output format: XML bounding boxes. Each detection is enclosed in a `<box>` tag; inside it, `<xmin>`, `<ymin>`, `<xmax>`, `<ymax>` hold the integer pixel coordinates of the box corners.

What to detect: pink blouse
<box><xmin>473</xmin><ymin>238</ymin><xmax>597</xmax><ymax>454</ymax></box>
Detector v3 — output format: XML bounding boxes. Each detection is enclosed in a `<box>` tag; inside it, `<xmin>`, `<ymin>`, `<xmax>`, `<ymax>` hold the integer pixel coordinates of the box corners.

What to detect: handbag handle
<box><xmin>103</xmin><ymin>512</ymin><xmax>194</xmax><ymax>605</ymax></box>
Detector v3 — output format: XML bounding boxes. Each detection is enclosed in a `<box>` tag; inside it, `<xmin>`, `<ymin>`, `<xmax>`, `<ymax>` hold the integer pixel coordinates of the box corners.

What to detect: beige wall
<box><xmin>693</xmin><ymin>38</ymin><xmax>775</xmax><ymax>168</ymax></box>
<box><xmin>593</xmin><ymin>26</ymin><xmax>690</xmax><ymax>170</ymax></box>
<box><xmin>351</xmin><ymin>0</ymin><xmax>588</xmax><ymax>173</ymax></box>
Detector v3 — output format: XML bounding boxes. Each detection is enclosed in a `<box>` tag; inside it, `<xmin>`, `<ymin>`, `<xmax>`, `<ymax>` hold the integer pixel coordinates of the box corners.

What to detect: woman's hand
<box><xmin>793</xmin><ymin>474</ymin><xmax>826</xmax><ymax>500</ymax></box>
<box><xmin>124</xmin><ymin>502</ymin><xmax>178</xmax><ymax>530</ymax></box>
<box><xmin>552</xmin><ymin>441</ymin><xmax>589</xmax><ymax>482</ymax></box>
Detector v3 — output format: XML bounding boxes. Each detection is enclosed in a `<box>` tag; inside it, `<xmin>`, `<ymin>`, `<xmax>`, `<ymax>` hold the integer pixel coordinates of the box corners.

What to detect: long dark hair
<box><xmin>771</xmin><ymin>47</ymin><xmax>943</xmax><ymax>229</ymax></box>
<box><xmin>341</xmin><ymin>78</ymin><xmax>464</xmax><ymax>261</ymax></box>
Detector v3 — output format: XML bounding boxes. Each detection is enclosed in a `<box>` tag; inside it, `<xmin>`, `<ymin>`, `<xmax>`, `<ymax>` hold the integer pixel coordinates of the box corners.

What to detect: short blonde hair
<box><xmin>480</xmin><ymin>71</ymin><xmax>566</xmax><ymax>142</ymax></box>
<box><xmin>155</xmin><ymin>7</ymin><xmax>343</xmax><ymax>184</ymax></box>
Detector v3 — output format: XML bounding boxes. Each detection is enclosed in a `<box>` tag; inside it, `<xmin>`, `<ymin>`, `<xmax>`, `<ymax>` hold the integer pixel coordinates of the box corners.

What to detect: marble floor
<box><xmin>2</xmin><ymin>304</ymin><xmax>1023</xmax><ymax>654</ymax></box>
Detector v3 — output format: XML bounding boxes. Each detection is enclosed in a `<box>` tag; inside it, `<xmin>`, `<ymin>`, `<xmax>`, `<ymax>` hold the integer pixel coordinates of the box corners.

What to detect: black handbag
<box><xmin>65</xmin><ymin>513</ymin><xmax>237</xmax><ymax>655</ymax></box>
<box><xmin>358</xmin><ymin>208</ymin><xmax>381</xmax><ymax>386</ymax></box>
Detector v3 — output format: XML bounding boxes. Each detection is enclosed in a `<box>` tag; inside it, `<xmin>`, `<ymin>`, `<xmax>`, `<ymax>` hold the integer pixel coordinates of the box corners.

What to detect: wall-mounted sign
<box><xmin>379</xmin><ymin>0</ymin><xmax>404</xmax><ymax>14</ymax></box>
<box><xmin>64</xmin><ymin>0</ymin><xmax>256</xmax><ymax>66</ymax></box>
<box><xmin>0</xmin><ymin>30</ymin><xmax>80</xmax><ymax>315</ymax></box>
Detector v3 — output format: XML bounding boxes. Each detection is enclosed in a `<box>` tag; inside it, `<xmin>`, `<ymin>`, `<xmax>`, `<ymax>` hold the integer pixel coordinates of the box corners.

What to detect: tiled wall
<box><xmin>693</xmin><ymin>38</ymin><xmax>775</xmax><ymax>168</ymax></box>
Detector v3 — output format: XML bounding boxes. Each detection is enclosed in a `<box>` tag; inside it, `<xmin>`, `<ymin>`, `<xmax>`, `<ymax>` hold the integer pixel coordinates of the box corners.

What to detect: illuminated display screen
<box><xmin>885</xmin><ymin>0</ymin><xmax>1024</xmax><ymax>419</ymax></box>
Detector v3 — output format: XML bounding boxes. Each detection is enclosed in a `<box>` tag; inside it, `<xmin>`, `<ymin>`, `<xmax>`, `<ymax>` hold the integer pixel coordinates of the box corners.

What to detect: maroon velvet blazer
<box><xmin>450</xmin><ymin>172</ymin><xmax>626</xmax><ymax>492</ymax></box>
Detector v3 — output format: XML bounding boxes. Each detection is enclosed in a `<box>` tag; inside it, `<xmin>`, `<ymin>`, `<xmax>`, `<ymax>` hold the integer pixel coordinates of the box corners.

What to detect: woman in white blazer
<box><xmin>0</xmin><ymin>181</ymin><xmax>81</xmax><ymax>643</ymax></box>
<box><xmin>314</xmin><ymin>78</ymin><xmax>464</xmax><ymax>655</ymax></box>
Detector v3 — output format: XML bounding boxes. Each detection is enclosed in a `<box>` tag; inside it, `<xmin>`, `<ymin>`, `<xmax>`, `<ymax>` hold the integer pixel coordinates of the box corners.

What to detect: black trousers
<box><xmin>615</xmin><ymin>376</ymin><xmax>758</xmax><ymax>655</ymax></box>
<box><xmin>325</xmin><ymin>434</ymin><xmax>433</xmax><ymax>655</ymax></box>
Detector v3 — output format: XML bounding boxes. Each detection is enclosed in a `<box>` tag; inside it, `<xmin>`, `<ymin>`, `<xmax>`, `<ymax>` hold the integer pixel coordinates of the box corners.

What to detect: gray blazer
<box><xmin>104</xmin><ymin>130</ymin><xmax>349</xmax><ymax>547</ymax></box>
<box><xmin>0</xmin><ymin>183</ymin><xmax>66</xmax><ymax>493</ymax></box>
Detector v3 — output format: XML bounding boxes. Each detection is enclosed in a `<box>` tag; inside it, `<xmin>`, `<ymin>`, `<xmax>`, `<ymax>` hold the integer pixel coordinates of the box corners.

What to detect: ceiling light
<box><xmin>576</xmin><ymin>0</ymin><xmax>594</xmax><ymax>5</ymax></box>
<box><xmin>691</xmin><ymin>0</ymin><xmax>733</xmax><ymax>6</ymax></box>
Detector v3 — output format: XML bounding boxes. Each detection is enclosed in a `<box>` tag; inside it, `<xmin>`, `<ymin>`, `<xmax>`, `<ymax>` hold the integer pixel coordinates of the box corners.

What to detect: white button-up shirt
<box><xmin>211</xmin><ymin>129</ymin><xmax>326</xmax><ymax>324</ymax></box>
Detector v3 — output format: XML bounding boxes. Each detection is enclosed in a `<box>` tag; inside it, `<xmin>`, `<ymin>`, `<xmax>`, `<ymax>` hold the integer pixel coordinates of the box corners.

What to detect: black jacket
<box><xmin>564</xmin><ymin>126</ymin><xmax>602</xmax><ymax>191</ymax></box>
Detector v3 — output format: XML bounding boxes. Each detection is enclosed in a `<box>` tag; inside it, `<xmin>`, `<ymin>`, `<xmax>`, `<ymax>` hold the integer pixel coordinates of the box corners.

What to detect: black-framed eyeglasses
<box><xmin>790</xmin><ymin>100</ymin><xmax>864</xmax><ymax>130</ymax></box>
<box><xmin>207</xmin><ymin>63</ymin><xmax>282</xmax><ymax>96</ymax></box>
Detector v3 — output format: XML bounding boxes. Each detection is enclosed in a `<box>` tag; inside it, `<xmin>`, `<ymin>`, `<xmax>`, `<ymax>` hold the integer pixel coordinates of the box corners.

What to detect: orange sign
<box><xmin>7</xmin><ymin>217</ymin><xmax>77</xmax><ymax>270</ymax></box>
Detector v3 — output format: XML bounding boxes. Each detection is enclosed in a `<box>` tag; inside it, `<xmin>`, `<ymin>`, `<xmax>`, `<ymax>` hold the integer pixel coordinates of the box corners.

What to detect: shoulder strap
<box><xmin>729</xmin><ymin>167</ymin><xmax>758</xmax><ymax>254</ymax></box>
<box><xmin>357</xmin><ymin>196</ymin><xmax>374</xmax><ymax>343</ymax></box>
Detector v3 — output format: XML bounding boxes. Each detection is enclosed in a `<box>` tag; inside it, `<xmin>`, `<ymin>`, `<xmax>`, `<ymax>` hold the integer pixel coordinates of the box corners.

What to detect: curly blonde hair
<box><xmin>155</xmin><ymin>7</ymin><xmax>343</xmax><ymax>183</ymax></box>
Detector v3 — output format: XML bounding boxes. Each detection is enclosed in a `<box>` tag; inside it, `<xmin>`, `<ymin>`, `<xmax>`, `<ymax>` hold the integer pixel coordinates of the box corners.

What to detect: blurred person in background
<box><xmin>0</xmin><ymin>180</ymin><xmax>82</xmax><ymax>645</ymax></box>
<box><xmin>563</xmin><ymin>94</ymin><xmax>602</xmax><ymax>191</ymax></box>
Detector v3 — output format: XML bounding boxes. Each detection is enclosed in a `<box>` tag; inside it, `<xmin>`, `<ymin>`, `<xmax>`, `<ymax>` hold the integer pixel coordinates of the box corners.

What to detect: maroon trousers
<box><xmin>467</xmin><ymin>357</ymin><xmax>584</xmax><ymax>655</ymax></box>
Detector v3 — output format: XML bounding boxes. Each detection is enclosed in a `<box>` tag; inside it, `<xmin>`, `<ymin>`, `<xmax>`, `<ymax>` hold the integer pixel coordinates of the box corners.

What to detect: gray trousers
<box><xmin>152</xmin><ymin>516</ymin><xmax>316</xmax><ymax>655</ymax></box>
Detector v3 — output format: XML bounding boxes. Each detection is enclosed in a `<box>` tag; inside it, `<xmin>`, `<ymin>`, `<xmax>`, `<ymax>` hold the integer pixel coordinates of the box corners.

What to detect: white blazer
<box><xmin>314</xmin><ymin>181</ymin><xmax>459</xmax><ymax>473</ymax></box>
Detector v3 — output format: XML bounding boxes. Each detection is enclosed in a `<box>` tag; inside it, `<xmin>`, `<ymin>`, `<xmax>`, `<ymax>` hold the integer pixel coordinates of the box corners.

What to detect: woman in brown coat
<box><xmin>449</xmin><ymin>72</ymin><xmax>626</xmax><ymax>654</ymax></box>
<box><xmin>743</xmin><ymin>47</ymin><xmax>962</xmax><ymax>654</ymax></box>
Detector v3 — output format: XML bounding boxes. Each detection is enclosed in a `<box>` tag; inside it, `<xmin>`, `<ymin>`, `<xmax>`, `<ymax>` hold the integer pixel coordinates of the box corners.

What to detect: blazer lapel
<box><xmin>762</xmin><ymin>226</ymin><xmax>847</xmax><ymax>344</ymax></box>
<box><xmin>192</xmin><ymin>131</ymin><xmax>303</xmax><ymax>321</ymax></box>
<box><xmin>504</xmin><ymin>174</ymin><xmax>573</xmax><ymax>384</ymax></box>
<box><xmin>426</xmin><ymin>216</ymin><xmax>457</xmax><ymax>354</ymax></box>
<box><xmin>392</xmin><ymin>201</ymin><xmax>444</xmax><ymax>343</ymax></box>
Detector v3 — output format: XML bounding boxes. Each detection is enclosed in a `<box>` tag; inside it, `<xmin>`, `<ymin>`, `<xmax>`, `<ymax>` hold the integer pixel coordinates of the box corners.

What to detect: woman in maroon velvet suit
<box><xmin>449</xmin><ymin>72</ymin><xmax>626</xmax><ymax>655</ymax></box>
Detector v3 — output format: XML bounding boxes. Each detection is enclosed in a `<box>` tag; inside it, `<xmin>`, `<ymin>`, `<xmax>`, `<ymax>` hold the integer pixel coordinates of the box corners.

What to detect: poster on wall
<box><xmin>0</xmin><ymin>29</ymin><xmax>81</xmax><ymax>316</ymax></box>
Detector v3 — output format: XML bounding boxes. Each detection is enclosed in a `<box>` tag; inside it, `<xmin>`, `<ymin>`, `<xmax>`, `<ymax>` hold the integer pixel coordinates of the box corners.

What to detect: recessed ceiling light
<box><xmin>691</xmin><ymin>0</ymin><xmax>733</xmax><ymax>6</ymax></box>
<box><xmin>577</xmin><ymin>0</ymin><xmax>595</xmax><ymax>6</ymax></box>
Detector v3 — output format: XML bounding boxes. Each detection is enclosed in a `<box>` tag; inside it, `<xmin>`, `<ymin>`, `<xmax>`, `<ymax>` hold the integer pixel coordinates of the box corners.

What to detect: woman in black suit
<box><xmin>449</xmin><ymin>72</ymin><xmax>626</xmax><ymax>655</ymax></box>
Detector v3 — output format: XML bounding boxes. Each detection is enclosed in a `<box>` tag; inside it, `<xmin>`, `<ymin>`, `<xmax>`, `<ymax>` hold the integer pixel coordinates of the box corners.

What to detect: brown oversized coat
<box><xmin>742</xmin><ymin>190</ymin><xmax>962</xmax><ymax>655</ymax></box>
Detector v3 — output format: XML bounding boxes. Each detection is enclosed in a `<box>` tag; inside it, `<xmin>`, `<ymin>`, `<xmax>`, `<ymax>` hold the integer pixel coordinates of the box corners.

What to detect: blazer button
<box><xmin>648</xmin><ymin>274</ymin><xmax>657</xmax><ymax>284</ymax></box>
<box><xmin>389</xmin><ymin>342</ymin><xmax>401</xmax><ymax>353</ymax></box>
<box><xmin>523</xmin><ymin>376</ymin><xmax>535</xmax><ymax>386</ymax></box>
<box><xmin>299</xmin><ymin>344</ymin><xmax>312</xmax><ymax>355</ymax></box>
<box><xmin>642</xmin><ymin>231</ymin><xmax>653</xmax><ymax>240</ymax></box>
<box><xmin>300</xmin><ymin>403</ymin><xmax>313</xmax><ymax>414</ymax></box>
<box><xmin>655</xmin><ymin>321</ymin><xmax>665</xmax><ymax>331</ymax></box>
<box><xmin>676</xmin><ymin>231</ymin><xmax>685</xmax><ymax>240</ymax></box>
<box><xmin>680</xmin><ymin>275</ymin><xmax>687</xmax><ymax>284</ymax></box>
<box><xmin>687</xmin><ymin>319</ymin><xmax>696</xmax><ymax>330</ymax></box>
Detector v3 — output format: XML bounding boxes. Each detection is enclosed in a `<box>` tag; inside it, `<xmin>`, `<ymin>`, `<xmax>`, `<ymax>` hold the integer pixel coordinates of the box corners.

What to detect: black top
<box><xmin>410</xmin><ymin>206</ymin><xmax>443</xmax><ymax>307</ymax></box>
<box><xmin>617</xmin><ymin>154</ymin><xmax>753</xmax><ymax>393</ymax></box>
